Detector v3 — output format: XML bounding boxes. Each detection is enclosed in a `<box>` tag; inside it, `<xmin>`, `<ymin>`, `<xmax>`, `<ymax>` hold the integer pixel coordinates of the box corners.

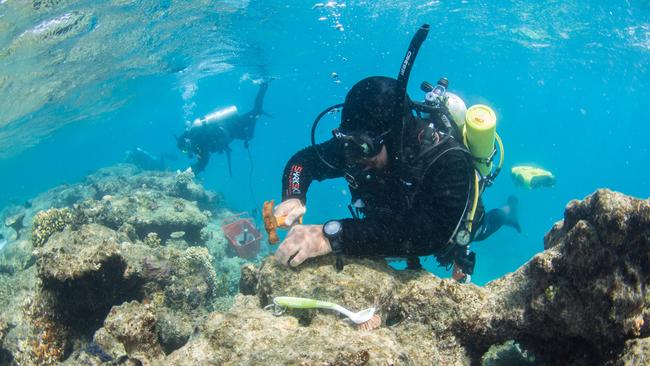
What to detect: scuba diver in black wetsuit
<box><xmin>272</xmin><ymin>25</ymin><xmax>520</xmax><ymax>282</ymax></box>
<box><xmin>176</xmin><ymin>82</ymin><xmax>270</xmax><ymax>174</ymax></box>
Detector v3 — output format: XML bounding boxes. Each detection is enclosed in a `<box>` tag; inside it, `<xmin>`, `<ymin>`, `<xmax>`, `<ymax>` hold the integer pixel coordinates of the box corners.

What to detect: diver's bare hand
<box><xmin>275</xmin><ymin>225</ymin><xmax>331</xmax><ymax>267</ymax></box>
<box><xmin>274</xmin><ymin>198</ymin><xmax>306</xmax><ymax>227</ymax></box>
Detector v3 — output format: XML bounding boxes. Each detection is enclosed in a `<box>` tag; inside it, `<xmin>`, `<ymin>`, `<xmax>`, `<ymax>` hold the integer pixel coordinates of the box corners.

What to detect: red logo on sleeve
<box><xmin>290</xmin><ymin>165</ymin><xmax>303</xmax><ymax>195</ymax></box>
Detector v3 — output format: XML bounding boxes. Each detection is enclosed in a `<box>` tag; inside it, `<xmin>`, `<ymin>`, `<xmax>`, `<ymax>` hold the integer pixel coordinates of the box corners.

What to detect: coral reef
<box><xmin>93</xmin><ymin>301</ymin><xmax>164</xmax><ymax>364</ymax></box>
<box><xmin>86</xmin><ymin>165</ymin><xmax>220</xmax><ymax>211</ymax></box>
<box><xmin>0</xmin><ymin>239</ymin><xmax>35</xmax><ymax>275</ymax></box>
<box><xmin>4</xmin><ymin>211</ymin><xmax>25</xmax><ymax>236</ymax></box>
<box><xmin>0</xmin><ymin>164</ymin><xmax>647</xmax><ymax>366</ymax></box>
<box><xmin>4</xmin><ymin>222</ymin><xmax>222</xmax><ymax>365</ymax></box>
<box><xmin>0</xmin><ymin>164</ymin><xmax>256</xmax><ymax>365</ymax></box>
<box><xmin>614</xmin><ymin>338</ymin><xmax>650</xmax><ymax>365</ymax></box>
<box><xmin>74</xmin><ymin>190</ymin><xmax>209</xmax><ymax>244</ymax></box>
<box><xmin>171</xmin><ymin>189</ymin><xmax>650</xmax><ymax>365</ymax></box>
<box><xmin>483</xmin><ymin>189</ymin><xmax>650</xmax><ymax>363</ymax></box>
<box><xmin>31</xmin><ymin>208</ymin><xmax>73</xmax><ymax>248</ymax></box>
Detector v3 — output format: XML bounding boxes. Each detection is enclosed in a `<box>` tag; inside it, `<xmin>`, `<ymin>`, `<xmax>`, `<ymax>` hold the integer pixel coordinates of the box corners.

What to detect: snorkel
<box><xmin>396</xmin><ymin>24</ymin><xmax>430</xmax><ymax>113</ymax></box>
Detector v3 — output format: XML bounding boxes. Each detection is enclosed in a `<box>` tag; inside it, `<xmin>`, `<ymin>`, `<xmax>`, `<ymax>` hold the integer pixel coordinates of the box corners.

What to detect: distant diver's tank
<box><xmin>191</xmin><ymin>105</ymin><xmax>238</xmax><ymax>128</ymax></box>
<box><xmin>463</xmin><ymin>104</ymin><xmax>497</xmax><ymax>177</ymax></box>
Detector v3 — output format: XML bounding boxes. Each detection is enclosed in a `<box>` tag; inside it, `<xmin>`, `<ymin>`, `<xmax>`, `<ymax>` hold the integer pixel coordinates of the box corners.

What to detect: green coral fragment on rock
<box><xmin>31</xmin><ymin>208</ymin><xmax>73</xmax><ymax>247</ymax></box>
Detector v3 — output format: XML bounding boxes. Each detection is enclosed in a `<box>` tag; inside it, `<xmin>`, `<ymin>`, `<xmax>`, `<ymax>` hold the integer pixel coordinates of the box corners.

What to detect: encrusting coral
<box><xmin>31</xmin><ymin>208</ymin><xmax>73</xmax><ymax>248</ymax></box>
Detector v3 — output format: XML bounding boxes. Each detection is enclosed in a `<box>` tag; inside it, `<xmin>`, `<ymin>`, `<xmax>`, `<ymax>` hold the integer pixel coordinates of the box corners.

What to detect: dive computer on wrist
<box><xmin>323</xmin><ymin>220</ymin><xmax>344</xmax><ymax>271</ymax></box>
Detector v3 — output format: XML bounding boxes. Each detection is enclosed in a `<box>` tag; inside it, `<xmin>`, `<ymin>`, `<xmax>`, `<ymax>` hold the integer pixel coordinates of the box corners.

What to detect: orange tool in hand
<box><xmin>262</xmin><ymin>200</ymin><xmax>302</xmax><ymax>244</ymax></box>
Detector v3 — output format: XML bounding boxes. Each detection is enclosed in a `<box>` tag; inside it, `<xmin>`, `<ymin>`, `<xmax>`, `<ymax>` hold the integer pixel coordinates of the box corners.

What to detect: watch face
<box><xmin>323</xmin><ymin>220</ymin><xmax>342</xmax><ymax>236</ymax></box>
<box><xmin>456</xmin><ymin>230</ymin><xmax>470</xmax><ymax>246</ymax></box>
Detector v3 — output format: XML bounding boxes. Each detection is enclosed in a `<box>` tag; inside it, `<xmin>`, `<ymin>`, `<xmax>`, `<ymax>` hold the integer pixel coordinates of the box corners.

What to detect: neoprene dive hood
<box><xmin>311</xmin><ymin>24</ymin><xmax>431</xmax><ymax>170</ymax></box>
<box><xmin>339</xmin><ymin>76</ymin><xmax>404</xmax><ymax>136</ymax></box>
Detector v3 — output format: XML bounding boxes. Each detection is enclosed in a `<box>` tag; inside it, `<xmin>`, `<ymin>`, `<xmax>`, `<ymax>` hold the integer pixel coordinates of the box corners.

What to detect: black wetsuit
<box><xmin>181</xmin><ymin>82</ymin><xmax>269</xmax><ymax>174</ymax></box>
<box><xmin>281</xmin><ymin>116</ymin><xmax>477</xmax><ymax>259</ymax></box>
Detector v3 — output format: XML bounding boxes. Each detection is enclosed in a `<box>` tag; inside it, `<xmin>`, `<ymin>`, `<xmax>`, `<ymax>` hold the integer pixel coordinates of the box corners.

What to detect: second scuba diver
<box><xmin>176</xmin><ymin>81</ymin><xmax>270</xmax><ymax>175</ymax></box>
<box><xmin>273</xmin><ymin>25</ymin><xmax>520</xmax><ymax>282</ymax></box>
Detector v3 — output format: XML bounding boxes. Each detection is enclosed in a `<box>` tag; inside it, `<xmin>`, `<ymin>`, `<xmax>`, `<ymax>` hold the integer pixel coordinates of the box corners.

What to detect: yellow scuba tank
<box><xmin>457</xmin><ymin>103</ymin><xmax>504</xmax><ymax>236</ymax></box>
<box><xmin>463</xmin><ymin>104</ymin><xmax>497</xmax><ymax>177</ymax></box>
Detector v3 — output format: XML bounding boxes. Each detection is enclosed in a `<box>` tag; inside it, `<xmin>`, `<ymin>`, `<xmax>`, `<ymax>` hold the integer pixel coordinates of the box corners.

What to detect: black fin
<box><xmin>505</xmin><ymin>196</ymin><xmax>521</xmax><ymax>233</ymax></box>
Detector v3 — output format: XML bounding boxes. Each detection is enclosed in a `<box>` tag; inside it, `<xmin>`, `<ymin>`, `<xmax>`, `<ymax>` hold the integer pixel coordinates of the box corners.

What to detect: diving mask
<box><xmin>332</xmin><ymin>128</ymin><xmax>390</xmax><ymax>166</ymax></box>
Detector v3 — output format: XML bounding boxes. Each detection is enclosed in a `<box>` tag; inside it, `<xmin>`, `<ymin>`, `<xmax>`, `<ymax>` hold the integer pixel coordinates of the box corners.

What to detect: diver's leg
<box><xmin>473</xmin><ymin>196</ymin><xmax>521</xmax><ymax>242</ymax></box>
<box><xmin>252</xmin><ymin>82</ymin><xmax>269</xmax><ymax>115</ymax></box>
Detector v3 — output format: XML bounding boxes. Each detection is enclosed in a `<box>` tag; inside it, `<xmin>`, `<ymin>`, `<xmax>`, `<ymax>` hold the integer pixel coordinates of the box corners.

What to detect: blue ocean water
<box><xmin>0</xmin><ymin>0</ymin><xmax>648</xmax><ymax>285</ymax></box>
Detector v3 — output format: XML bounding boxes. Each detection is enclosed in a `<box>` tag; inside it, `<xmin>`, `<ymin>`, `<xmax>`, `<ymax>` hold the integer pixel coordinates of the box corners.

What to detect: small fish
<box><xmin>0</xmin><ymin>239</ymin><xmax>7</xmax><ymax>251</ymax></box>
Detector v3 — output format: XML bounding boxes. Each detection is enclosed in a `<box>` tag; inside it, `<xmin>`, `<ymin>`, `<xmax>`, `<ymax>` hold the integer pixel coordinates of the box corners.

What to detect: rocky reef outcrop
<box><xmin>0</xmin><ymin>167</ymin><xmax>647</xmax><ymax>366</ymax></box>
<box><xmin>0</xmin><ymin>164</ymin><xmax>258</xmax><ymax>365</ymax></box>
<box><xmin>172</xmin><ymin>189</ymin><xmax>650</xmax><ymax>366</ymax></box>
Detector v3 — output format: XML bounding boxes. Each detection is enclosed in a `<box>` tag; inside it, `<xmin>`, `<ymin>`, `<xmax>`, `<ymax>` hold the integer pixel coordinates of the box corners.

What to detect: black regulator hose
<box><xmin>310</xmin><ymin>103</ymin><xmax>345</xmax><ymax>170</ymax></box>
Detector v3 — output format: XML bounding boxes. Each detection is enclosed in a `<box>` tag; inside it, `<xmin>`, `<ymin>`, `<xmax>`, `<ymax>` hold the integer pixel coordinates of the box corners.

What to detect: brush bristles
<box><xmin>357</xmin><ymin>314</ymin><xmax>381</xmax><ymax>331</ymax></box>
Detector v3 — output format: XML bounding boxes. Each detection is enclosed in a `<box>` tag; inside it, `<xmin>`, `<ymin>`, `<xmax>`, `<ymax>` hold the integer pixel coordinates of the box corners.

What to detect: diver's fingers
<box><xmin>275</xmin><ymin>242</ymin><xmax>298</xmax><ymax>266</ymax></box>
<box><xmin>284</xmin><ymin>205</ymin><xmax>306</xmax><ymax>226</ymax></box>
<box><xmin>288</xmin><ymin>248</ymin><xmax>308</xmax><ymax>267</ymax></box>
<box><xmin>274</xmin><ymin>198</ymin><xmax>301</xmax><ymax>216</ymax></box>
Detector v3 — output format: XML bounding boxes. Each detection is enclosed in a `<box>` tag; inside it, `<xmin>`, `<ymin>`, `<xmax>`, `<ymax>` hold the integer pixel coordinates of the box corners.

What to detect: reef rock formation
<box><xmin>93</xmin><ymin>301</ymin><xmax>165</xmax><ymax>364</ymax></box>
<box><xmin>484</xmin><ymin>189</ymin><xmax>650</xmax><ymax>364</ymax></box>
<box><xmin>0</xmin><ymin>169</ymin><xmax>647</xmax><ymax>366</ymax></box>
<box><xmin>174</xmin><ymin>189</ymin><xmax>648</xmax><ymax>365</ymax></box>
<box><xmin>6</xmin><ymin>222</ymin><xmax>219</xmax><ymax>365</ymax></box>
<box><xmin>85</xmin><ymin>165</ymin><xmax>218</xmax><ymax>211</ymax></box>
<box><xmin>0</xmin><ymin>164</ymin><xmax>251</xmax><ymax>365</ymax></box>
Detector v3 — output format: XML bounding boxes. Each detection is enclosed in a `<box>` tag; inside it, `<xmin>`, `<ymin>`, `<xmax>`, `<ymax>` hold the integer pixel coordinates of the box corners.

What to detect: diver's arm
<box><xmin>339</xmin><ymin>150</ymin><xmax>471</xmax><ymax>257</ymax></box>
<box><xmin>281</xmin><ymin>138</ymin><xmax>345</xmax><ymax>204</ymax></box>
<box><xmin>191</xmin><ymin>153</ymin><xmax>210</xmax><ymax>174</ymax></box>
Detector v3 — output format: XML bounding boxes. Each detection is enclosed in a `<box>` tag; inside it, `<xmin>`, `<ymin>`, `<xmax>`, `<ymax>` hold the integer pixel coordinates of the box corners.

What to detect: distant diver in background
<box><xmin>124</xmin><ymin>147</ymin><xmax>167</xmax><ymax>171</ymax></box>
<box><xmin>176</xmin><ymin>81</ymin><xmax>270</xmax><ymax>175</ymax></box>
